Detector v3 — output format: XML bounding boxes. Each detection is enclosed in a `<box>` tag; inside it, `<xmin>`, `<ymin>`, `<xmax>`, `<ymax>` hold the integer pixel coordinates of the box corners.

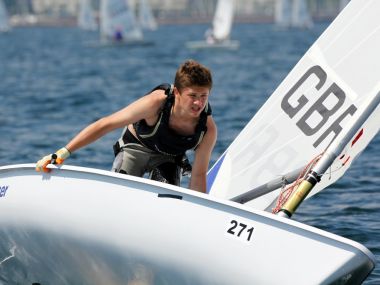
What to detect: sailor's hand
<box><xmin>36</xmin><ymin>147</ymin><xmax>71</xmax><ymax>172</ymax></box>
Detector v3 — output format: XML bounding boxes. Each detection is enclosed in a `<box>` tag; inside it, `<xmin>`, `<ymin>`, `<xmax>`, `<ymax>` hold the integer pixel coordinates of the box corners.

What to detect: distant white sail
<box><xmin>291</xmin><ymin>0</ymin><xmax>313</xmax><ymax>28</ymax></box>
<box><xmin>100</xmin><ymin>0</ymin><xmax>143</xmax><ymax>42</ymax></box>
<box><xmin>138</xmin><ymin>0</ymin><xmax>157</xmax><ymax>31</ymax></box>
<box><xmin>185</xmin><ymin>0</ymin><xmax>238</xmax><ymax>49</ymax></box>
<box><xmin>274</xmin><ymin>0</ymin><xmax>292</xmax><ymax>27</ymax></box>
<box><xmin>212</xmin><ymin>0</ymin><xmax>234</xmax><ymax>41</ymax></box>
<box><xmin>275</xmin><ymin>0</ymin><xmax>312</xmax><ymax>28</ymax></box>
<box><xmin>208</xmin><ymin>0</ymin><xmax>380</xmax><ymax>211</ymax></box>
<box><xmin>0</xmin><ymin>0</ymin><xmax>10</xmax><ymax>32</ymax></box>
<box><xmin>78</xmin><ymin>0</ymin><xmax>97</xmax><ymax>31</ymax></box>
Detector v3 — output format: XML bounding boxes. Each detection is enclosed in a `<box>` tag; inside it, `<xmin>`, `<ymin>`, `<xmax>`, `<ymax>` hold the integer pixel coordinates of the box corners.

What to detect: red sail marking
<box><xmin>338</xmin><ymin>129</ymin><xmax>363</xmax><ymax>167</ymax></box>
<box><xmin>351</xmin><ymin>128</ymin><xmax>364</xmax><ymax>147</ymax></box>
<box><xmin>342</xmin><ymin>156</ymin><xmax>351</xmax><ymax>166</ymax></box>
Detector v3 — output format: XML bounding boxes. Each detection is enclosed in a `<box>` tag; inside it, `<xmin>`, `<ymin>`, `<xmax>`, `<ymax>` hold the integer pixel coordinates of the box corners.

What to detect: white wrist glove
<box><xmin>36</xmin><ymin>147</ymin><xmax>71</xmax><ymax>173</ymax></box>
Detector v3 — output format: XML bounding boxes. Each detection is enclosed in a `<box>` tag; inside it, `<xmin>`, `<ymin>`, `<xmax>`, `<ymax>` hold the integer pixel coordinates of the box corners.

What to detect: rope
<box><xmin>272</xmin><ymin>153</ymin><xmax>324</xmax><ymax>214</ymax></box>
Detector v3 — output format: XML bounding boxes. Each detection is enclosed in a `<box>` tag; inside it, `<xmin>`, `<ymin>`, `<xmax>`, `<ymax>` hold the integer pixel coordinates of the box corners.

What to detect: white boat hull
<box><xmin>0</xmin><ymin>164</ymin><xmax>375</xmax><ymax>284</ymax></box>
<box><xmin>186</xmin><ymin>40</ymin><xmax>239</xmax><ymax>50</ymax></box>
<box><xmin>84</xmin><ymin>38</ymin><xmax>155</xmax><ymax>49</ymax></box>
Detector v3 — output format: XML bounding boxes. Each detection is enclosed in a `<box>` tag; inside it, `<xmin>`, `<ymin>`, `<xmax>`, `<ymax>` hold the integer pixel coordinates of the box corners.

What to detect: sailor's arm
<box><xmin>66</xmin><ymin>90</ymin><xmax>166</xmax><ymax>152</ymax></box>
<box><xmin>36</xmin><ymin>90</ymin><xmax>166</xmax><ymax>172</ymax></box>
<box><xmin>189</xmin><ymin>117</ymin><xmax>217</xmax><ymax>193</ymax></box>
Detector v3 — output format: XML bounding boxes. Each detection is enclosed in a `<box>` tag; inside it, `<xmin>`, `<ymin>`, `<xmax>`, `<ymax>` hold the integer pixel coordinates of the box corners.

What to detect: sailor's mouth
<box><xmin>191</xmin><ymin>106</ymin><xmax>201</xmax><ymax>113</ymax></box>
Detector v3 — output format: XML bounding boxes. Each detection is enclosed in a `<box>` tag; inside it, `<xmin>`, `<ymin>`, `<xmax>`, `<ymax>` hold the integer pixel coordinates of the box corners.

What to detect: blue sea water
<box><xmin>0</xmin><ymin>23</ymin><xmax>379</xmax><ymax>284</ymax></box>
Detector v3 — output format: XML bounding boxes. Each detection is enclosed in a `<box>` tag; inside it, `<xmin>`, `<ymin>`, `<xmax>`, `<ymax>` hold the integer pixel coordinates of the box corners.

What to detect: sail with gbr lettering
<box><xmin>207</xmin><ymin>0</ymin><xmax>380</xmax><ymax>212</ymax></box>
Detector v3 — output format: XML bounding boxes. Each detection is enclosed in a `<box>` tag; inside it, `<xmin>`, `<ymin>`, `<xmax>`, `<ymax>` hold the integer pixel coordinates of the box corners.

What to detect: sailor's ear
<box><xmin>173</xmin><ymin>87</ymin><xmax>180</xmax><ymax>96</ymax></box>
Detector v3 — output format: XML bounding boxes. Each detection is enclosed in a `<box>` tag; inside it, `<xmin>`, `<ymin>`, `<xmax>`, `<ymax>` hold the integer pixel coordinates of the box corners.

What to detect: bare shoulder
<box><xmin>200</xmin><ymin>116</ymin><xmax>217</xmax><ymax>147</ymax></box>
<box><xmin>147</xmin><ymin>89</ymin><xmax>167</xmax><ymax>103</ymax></box>
<box><xmin>207</xmin><ymin>116</ymin><xmax>217</xmax><ymax>134</ymax></box>
<box><xmin>140</xmin><ymin>89</ymin><xmax>167</xmax><ymax>118</ymax></box>
<box><xmin>134</xmin><ymin>89</ymin><xmax>166</xmax><ymax>109</ymax></box>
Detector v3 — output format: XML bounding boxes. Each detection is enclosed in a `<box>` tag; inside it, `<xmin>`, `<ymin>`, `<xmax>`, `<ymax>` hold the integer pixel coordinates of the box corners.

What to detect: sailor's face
<box><xmin>176</xmin><ymin>86</ymin><xmax>210</xmax><ymax>116</ymax></box>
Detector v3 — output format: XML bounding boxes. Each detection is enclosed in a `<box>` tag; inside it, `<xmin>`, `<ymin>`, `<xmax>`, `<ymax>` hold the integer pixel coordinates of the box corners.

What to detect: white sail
<box><xmin>208</xmin><ymin>0</ymin><xmax>380</xmax><ymax>211</ymax></box>
<box><xmin>100</xmin><ymin>0</ymin><xmax>143</xmax><ymax>42</ymax></box>
<box><xmin>212</xmin><ymin>0</ymin><xmax>234</xmax><ymax>41</ymax></box>
<box><xmin>291</xmin><ymin>0</ymin><xmax>313</xmax><ymax>28</ymax></box>
<box><xmin>274</xmin><ymin>0</ymin><xmax>292</xmax><ymax>27</ymax></box>
<box><xmin>186</xmin><ymin>0</ymin><xmax>239</xmax><ymax>50</ymax></box>
<box><xmin>138</xmin><ymin>0</ymin><xmax>157</xmax><ymax>31</ymax></box>
<box><xmin>0</xmin><ymin>0</ymin><xmax>10</xmax><ymax>32</ymax></box>
<box><xmin>275</xmin><ymin>0</ymin><xmax>312</xmax><ymax>28</ymax></box>
<box><xmin>78</xmin><ymin>0</ymin><xmax>97</xmax><ymax>31</ymax></box>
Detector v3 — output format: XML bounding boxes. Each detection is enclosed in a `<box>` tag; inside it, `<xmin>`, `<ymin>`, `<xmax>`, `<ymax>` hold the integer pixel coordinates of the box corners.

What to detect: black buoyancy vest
<box><xmin>127</xmin><ymin>83</ymin><xmax>212</xmax><ymax>156</ymax></box>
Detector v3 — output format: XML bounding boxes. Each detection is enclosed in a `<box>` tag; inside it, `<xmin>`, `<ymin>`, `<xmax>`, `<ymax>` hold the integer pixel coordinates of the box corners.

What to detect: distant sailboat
<box><xmin>138</xmin><ymin>0</ymin><xmax>157</xmax><ymax>31</ymax></box>
<box><xmin>78</xmin><ymin>0</ymin><xmax>97</xmax><ymax>31</ymax></box>
<box><xmin>274</xmin><ymin>0</ymin><xmax>291</xmax><ymax>27</ymax></box>
<box><xmin>100</xmin><ymin>0</ymin><xmax>144</xmax><ymax>44</ymax></box>
<box><xmin>291</xmin><ymin>0</ymin><xmax>313</xmax><ymax>28</ymax></box>
<box><xmin>186</xmin><ymin>0</ymin><xmax>239</xmax><ymax>50</ymax></box>
<box><xmin>275</xmin><ymin>0</ymin><xmax>313</xmax><ymax>29</ymax></box>
<box><xmin>0</xmin><ymin>0</ymin><xmax>10</xmax><ymax>32</ymax></box>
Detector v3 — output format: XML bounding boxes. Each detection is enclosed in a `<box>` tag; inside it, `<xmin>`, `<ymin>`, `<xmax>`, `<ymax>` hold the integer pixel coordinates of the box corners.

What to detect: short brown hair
<box><xmin>174</xmin><ymin>60</ymin><xmax>212</xmax><ymax>91</ymax></box>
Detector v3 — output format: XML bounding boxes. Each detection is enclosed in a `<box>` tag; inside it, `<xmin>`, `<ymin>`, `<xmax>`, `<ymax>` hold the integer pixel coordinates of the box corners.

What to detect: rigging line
<box><xmin>272</xmin><ymin>152</ymin><xmax>323</xmax><ymax>213</ymax></box>
<box><xmin>319</xmin><ymin>162</ymin><xmax>348</xmax><ymax>177</ymax></box>
<box><xmin>271</xmin><ymin>151</ymin><xmax>352</xmax><ymax>213</ymax></box>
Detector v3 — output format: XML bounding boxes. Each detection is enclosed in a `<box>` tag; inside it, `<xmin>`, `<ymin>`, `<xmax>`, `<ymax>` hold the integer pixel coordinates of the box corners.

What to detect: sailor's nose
<box><xmin>193</xmin><ymin>99</ymin><xmax>201</xmax><ymax>105</ymax></box>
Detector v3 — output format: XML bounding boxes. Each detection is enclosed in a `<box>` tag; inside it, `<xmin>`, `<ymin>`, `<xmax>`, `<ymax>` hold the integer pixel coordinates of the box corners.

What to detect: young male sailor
<box><xmin>36</xmin><ymin>59</ymin><xmax>217</xmax><ymax>193</ymax></box>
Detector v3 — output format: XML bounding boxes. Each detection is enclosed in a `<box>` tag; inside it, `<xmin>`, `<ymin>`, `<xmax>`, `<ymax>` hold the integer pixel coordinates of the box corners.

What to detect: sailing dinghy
<box><xmin>0</xmin><ymin>0</ymin><xmax>10</xmax><ymax>32</ymax></box>
<box><xmin>99</xmin><ymin>0</ymin><xmax>152</xmax><ymax>46</ymax></box>
<box><xmin>138</xmin><ymin>0</ymin><xmax>157</xmax><ymax>31</ymax></box>
<box><xmin>78</xmin><ymin>0</ymin><xmax>98</xmax><ymax>31</ymax></box>
<box><xmin>0</xmin><ymin>0</ymin><xmax>378</xmax><ymax>284</ymax></box>
<box><xmin>186</xmin><ymin>0</ymin><xmax>239</xmax><ymax>50</ymax></box>
<box><xmin>274</xmin><ymin>0</ymin><xmax>313</xmax><ymax>29</ymax></box>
